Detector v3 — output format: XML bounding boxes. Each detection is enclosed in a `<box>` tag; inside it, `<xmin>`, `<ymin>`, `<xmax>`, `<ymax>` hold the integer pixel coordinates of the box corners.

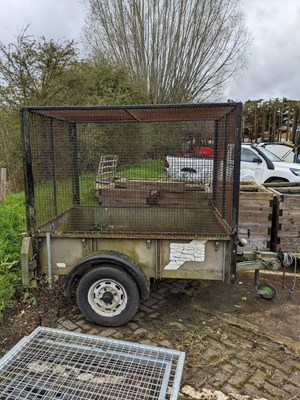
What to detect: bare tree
<box><xmin>83</xmin><ymin>0</ymin><xmax>249</xmax><ymax>103</ymax></box>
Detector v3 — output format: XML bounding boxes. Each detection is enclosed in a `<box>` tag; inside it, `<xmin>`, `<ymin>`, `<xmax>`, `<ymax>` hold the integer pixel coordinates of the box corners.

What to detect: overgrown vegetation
<box><xmin>0</xmin><ymin>192</ymin><xmax>26</xmax><ymax>317</ymax></box>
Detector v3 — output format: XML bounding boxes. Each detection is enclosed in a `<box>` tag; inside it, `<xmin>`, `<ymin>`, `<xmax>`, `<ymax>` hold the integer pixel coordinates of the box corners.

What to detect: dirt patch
<box><xmin>0</xmin><ymin>277</ymin><xmax>71</xmax><ymax>358</ymax></box>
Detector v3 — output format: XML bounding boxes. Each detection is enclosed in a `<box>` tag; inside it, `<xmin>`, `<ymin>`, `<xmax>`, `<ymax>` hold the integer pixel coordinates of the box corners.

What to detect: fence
<box><xmin>0</xmin><ymin>168</ymin><xmax>6</xmax><ymax>203</ymax></box>
<box><xmin>238</xmin><ymin>183</ymin><xmax>274</xmax><ymax>251</ymax></box>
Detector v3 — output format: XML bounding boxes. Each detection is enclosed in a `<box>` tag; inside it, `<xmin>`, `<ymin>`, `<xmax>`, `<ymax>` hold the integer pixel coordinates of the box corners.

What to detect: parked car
<box><xmin>166</xmin><ymin>144</ymin><xmax>300</xmax><ymax>184</ymax></box>
<box><xmin>241</xmin><ymin>144</ymin><xmax>300</xmax><ymax>183</ymax></box>
<box><xmin>165</xmin><ymin>154</ymin><xmax>213</xmax><ymax>183</ymax></box>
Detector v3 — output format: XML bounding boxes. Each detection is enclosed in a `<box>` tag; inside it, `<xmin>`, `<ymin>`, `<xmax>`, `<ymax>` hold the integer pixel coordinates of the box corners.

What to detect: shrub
<box><xmin>0</xmin><ymin>192</ymin><xmax>26</xmax><ymax>316</ymax></box>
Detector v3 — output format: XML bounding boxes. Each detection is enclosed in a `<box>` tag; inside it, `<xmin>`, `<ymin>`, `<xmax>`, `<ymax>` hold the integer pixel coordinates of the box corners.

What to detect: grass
<box><xmin>0</xmin><ymin>191</ymin><xmax>26</xmax><ymax>317</ymax></box>
<box><xmin>117</xmin><ymin>159</ymin><xmax>164</xmax><ymax>179</ymax></box>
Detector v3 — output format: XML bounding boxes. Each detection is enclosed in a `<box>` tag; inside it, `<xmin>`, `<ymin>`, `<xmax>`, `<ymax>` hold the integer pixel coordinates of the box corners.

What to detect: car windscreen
<box><xmin>257</xmin><ymin>147</ymin><xmax>283</xmax><ymax>162</ymax></box>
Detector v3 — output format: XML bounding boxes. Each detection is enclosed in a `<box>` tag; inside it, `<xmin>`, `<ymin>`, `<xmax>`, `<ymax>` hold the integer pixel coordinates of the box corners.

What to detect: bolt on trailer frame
<box><xmin>21</xmin><ymin>103</ymin><xmax>242</xmax><ymax>326</ymax></box>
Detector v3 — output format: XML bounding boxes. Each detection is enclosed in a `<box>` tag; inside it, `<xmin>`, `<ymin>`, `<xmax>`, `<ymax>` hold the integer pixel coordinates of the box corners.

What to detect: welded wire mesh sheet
<box><xmin>22</xmin><ymin>104</ymin><xmax>241</xmax><ymax>237</ymax></box>
<box><xmin>0</xmin><ymin>327</ymin><xmax>185</xmax><ymax>400</ymax></box>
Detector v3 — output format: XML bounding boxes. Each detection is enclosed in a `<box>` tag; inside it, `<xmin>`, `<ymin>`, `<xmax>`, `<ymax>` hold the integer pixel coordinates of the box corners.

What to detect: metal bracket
<box><xmin>237</xmin><ymin>251</ymin><xmax>281</xmax><ymax>272</ymax></box>
<box><xmin>214</xmin><ymin>241</ymin><xmax>220</xmax><ymax>251</ymax></box>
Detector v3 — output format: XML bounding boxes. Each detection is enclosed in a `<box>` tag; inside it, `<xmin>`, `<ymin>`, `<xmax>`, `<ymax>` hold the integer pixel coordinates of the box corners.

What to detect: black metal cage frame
<box><xmin>21</xmin><ymin>103</ymin><xmax>242</xmax><ymax>240</ymax></box>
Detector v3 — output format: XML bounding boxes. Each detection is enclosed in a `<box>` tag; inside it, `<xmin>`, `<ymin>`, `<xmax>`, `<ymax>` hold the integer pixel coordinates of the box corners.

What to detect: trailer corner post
<box><xmin>230</xmin><ymin>103</ymin><xmax>243</xmax><ymax>283</ymax></box>
<box><xmin>21</xmin><ymin>108</ymin><xmax>40</xmax><ymax>277</ymax></box>
<box><xmin>21</xmin><ymin>108</ymin><xmax>36</xmax><ymax>237</ymax></box>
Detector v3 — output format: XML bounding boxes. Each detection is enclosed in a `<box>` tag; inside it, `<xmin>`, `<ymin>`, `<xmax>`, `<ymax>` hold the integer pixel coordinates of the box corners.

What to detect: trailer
<box><xmin>20</xmin><ymin>103</ymin><xmax>284</xmax><ymax>327</ymax></box>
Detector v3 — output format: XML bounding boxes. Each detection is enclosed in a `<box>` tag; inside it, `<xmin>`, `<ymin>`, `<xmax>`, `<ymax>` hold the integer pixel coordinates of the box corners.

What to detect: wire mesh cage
<box><xmin>0</xmin><ymin>327</ymin><xmax>185</xmax><ymax>400</ymax></box>
<box><xmin>21</xmin><ymin>104</ymin><xmax>241</xmax><ymax>237</ymax></box>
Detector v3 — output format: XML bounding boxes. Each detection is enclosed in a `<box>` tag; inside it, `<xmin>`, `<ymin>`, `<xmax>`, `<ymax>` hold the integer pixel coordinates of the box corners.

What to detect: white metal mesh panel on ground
<box><xmin>0</xmin><ymin>327</ymin><xmax>185</xmax><ymax>400</ymax></box>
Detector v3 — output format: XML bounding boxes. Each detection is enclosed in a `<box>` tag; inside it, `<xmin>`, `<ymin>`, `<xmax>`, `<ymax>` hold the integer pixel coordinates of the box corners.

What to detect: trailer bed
<box><xmin>40</xmin><ymin>206</ymin><xmax>230</xmax><ymax>237</ymax></box>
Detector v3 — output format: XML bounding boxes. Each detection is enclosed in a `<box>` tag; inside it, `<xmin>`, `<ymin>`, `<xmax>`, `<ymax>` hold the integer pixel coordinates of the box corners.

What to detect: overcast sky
<box><xmin>0</xmin><ymin>0</ymin><xmax>299</xmax><ymax>102</ymax></box>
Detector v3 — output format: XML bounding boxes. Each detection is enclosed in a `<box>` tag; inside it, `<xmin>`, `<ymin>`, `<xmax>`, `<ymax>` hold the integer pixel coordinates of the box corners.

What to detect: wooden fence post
<box><xmin>0</xmin><ymin>168</ymin><xmax>7</xmax><ymax>203</ymax></box>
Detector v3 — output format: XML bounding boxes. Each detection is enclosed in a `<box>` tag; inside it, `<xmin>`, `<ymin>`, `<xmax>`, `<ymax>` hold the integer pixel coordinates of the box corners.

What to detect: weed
<box><xmin>23</xmin><ymin>290</ymin><xmax>38</xmax><ymax>308</ymax></box>
<box><xmin>0</xmin><ymin>191</ymin><xmax>26</xmax><ymax>317</ymax></box>
<box><xmin>91</xmin><ymin>223</ymin><xmax>109</xmax><ymax>232</ymax></box>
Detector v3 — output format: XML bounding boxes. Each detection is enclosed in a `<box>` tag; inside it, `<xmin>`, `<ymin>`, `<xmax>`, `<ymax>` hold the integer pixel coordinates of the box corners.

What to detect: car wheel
<box><xmin>76</xmin><ymin>265</ymin><xmax>140</xmax><ymax>326</ymax></box>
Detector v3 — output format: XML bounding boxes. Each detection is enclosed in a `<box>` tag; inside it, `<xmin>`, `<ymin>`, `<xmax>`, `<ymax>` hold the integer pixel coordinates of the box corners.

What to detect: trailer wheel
<box><xmin>257</xmin><ymin>283</ymin><xmax>276</xmax><ymax>300</ymax></box>
<box><xmin>76</xmin><ymin>265</ymin><xmax>140</xmax><ymax>326</ymax></box>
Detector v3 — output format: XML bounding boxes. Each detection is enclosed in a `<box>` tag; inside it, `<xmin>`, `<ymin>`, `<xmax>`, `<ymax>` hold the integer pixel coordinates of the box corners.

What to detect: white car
<box><xmin>166</xmin><ymin>145</ymin><xmax>300</xmax><ymax>184</ymax></box>
<box><xmin>241</xmin><ymin>144</ymin><xmax>300</xmax><ymax>184</ymax></box>
<box><xmin>165</xmin><ymin>155</ymin><xmax>213</xmax><ymax>183</ymax></box>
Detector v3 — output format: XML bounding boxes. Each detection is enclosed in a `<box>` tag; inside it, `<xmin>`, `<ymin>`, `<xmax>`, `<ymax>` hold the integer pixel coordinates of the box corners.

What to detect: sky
<box><xmin>0</xmin><ymin>0</ymin><xmax>299</xmax><ymax>103</ymax></box>
<box><xmin>226</xmin><ymin>0</ymin><xmax>300</xmax><ymax>102</ymax></box>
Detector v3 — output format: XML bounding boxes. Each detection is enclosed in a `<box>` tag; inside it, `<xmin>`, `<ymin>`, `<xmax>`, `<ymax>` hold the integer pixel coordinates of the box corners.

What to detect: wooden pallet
<box><xmin>267</xmin><ymin>184</ymin><xmax>300</xmax><ymax>253</ymax></box>
<box><xmin>98</xmin><ymin>179</ymin><xmax>211</xmax><ymax>208</ymax></box>
<box><xmin>238</xmin><ymin>184</ymin><xmax>275</xmax><ymax>251</ymax></box>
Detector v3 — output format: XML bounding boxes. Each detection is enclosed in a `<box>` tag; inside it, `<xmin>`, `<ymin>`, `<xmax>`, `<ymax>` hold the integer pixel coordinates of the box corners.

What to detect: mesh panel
<box><xmin>22</xmin><ymin>104</ymin><xmax>241</xmax><ymax>237</ymax></box>
<box><xmin>0</xmin><ymin>327</ymin><xmax>185</xmax><ymax>400</ymax></box>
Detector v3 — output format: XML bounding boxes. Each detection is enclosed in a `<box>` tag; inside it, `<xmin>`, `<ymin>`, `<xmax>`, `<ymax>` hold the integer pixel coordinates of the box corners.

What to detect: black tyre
<box><xmin>77</xmin><ymin>265</ymin><xmax>140</xmax><ymax>326</ymax></box>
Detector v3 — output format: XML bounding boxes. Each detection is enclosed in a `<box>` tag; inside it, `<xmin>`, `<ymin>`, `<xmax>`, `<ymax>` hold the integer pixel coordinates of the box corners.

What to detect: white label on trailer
<box><xmin>164</xmin><ymin>240</ymin><xmax>206</xmax><ymax>270</ymax></box>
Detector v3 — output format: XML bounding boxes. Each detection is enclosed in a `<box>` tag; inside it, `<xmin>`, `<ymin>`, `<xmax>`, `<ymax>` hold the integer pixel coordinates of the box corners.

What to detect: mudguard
<box><xmin>64</xmin><ymin>250</ymin><xmax>149</xmax><ymax>300</ymax></box>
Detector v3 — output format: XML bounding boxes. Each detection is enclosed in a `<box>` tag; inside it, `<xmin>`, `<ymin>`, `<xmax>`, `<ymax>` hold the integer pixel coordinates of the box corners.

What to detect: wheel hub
<box><xmin>101</xmin><ymin>291</ymin><xmax>114</xmax><ymax>304</ymax></box>
<box><xmin>88</xmin><ymin>279</ymin><xmax>128</xmax><ymax>317</ymax></box>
